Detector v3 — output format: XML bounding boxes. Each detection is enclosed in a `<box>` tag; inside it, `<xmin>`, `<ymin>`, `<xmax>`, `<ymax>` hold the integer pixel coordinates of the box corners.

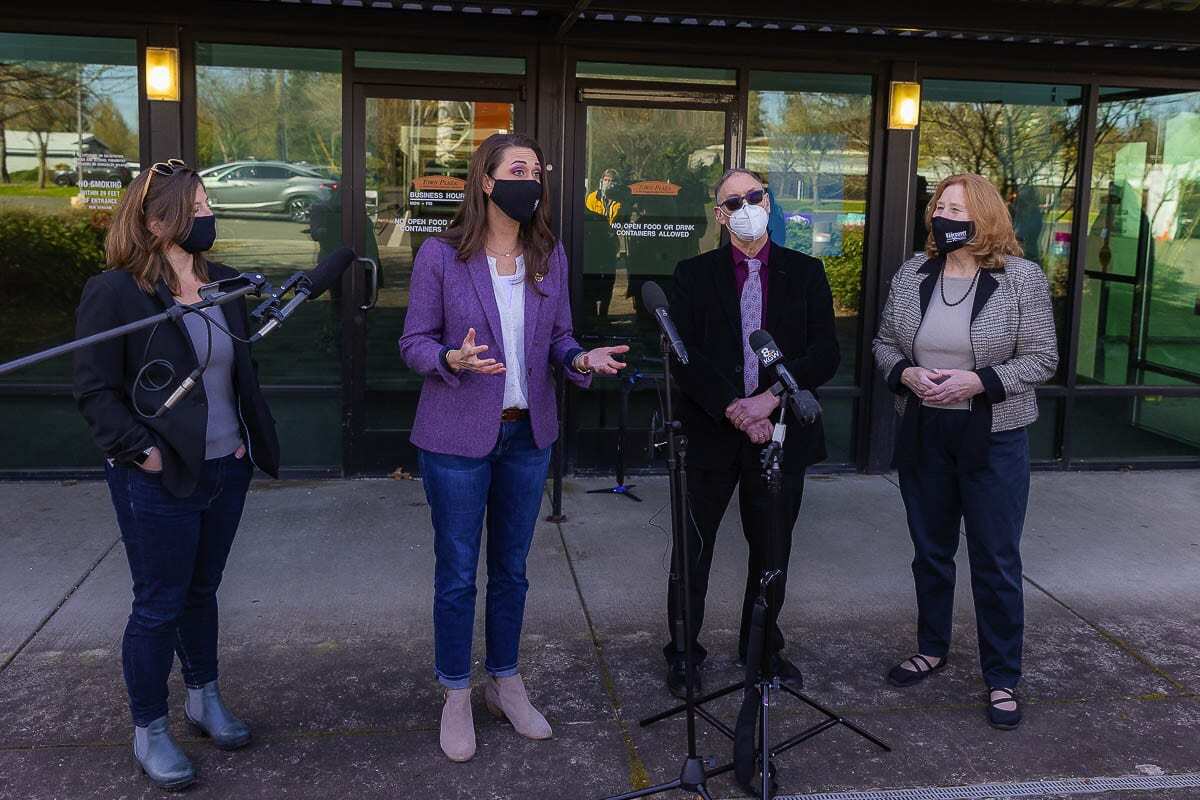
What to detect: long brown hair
<box><xmin>440</xmin><ymin>133</ymin><xmax>555</xmax><ymax>291</ymax></box>
<box><xmin>923</xmin><ymin>173</ymin><xmax>1024</xmax><ymax>269</ymax></box>
<box><xmin>105</xmin><ymin>163</ymin><xmax>208</xmax><ymax>294</ymax></box>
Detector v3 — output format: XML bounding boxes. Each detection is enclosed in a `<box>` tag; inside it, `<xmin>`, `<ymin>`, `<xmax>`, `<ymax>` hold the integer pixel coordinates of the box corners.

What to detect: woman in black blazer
<box><xmin>73</xmin><ymin>160</ymin><xmax>279</xmax><ymax>789</ymax></box>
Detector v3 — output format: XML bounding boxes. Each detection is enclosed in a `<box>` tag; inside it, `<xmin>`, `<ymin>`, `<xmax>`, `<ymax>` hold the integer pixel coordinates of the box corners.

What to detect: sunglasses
<box><xmin>139</xmin><ymin>158</ymin><xmax>190</xmax><ymax>210</ymax></box>
<box><xmin>718</xmin><ymin>188</ymin><xmax>766</xmax><ymax>213</ymax></box>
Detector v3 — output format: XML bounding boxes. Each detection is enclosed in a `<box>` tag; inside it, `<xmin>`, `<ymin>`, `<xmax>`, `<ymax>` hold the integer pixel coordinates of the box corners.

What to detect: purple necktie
<box><xmin>741</xmin><ymin>258</ymin><xmax>763</xmax><ymax>396</ymax></box>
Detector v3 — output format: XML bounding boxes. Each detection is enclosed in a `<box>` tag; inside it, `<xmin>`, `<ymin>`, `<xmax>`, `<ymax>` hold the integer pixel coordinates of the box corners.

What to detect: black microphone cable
<box><xmin>131</xmin><ymin>304</ymin><xmax>252</xmax><ymax>419</ymax></box>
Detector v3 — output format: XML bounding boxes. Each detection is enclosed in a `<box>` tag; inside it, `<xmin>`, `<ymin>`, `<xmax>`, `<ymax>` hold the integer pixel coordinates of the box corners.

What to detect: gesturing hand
<box><xmin>582</xmin><ymin>345</ymin><xmax>630</xmax><ymax>376</ymax></box>
<box><xmin>744</xmin><ymin>418</ymin><xmax>774</xmax><ymax>446</ymax></box>
<box><xmin>447</xmin><ymin>328</ymin><xmax>505</xmax><ymax>375</ymax></box>
<box><xmin>923</xmin><ymin>369</ymin><xmax>984</xmax><ymax>405</ymax></box>
<box><xmin>901</xmin><ymin>366</ymin><xmax>942</xmax><ymax>399</ymax></box>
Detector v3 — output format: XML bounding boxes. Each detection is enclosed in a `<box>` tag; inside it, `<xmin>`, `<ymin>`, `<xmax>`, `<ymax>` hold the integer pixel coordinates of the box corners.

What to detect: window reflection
<box><xmin>748</xmin><ymin>72</ymin><xmax>873</xmax><ymax>389</ymax></box>
<box><xmin>195</xmin><ymin>43</ymin><xmax>342</xmax><ymax>467</ymax></box>
<box><xmin>915</xmin><ymin>79</ymin><xmax>1083</xmax><ymax>383</ymax></box>
<box><xmin>0</xmin><ymin>34</ymin><xmax>139</xmax><ymax>469</ymax></box>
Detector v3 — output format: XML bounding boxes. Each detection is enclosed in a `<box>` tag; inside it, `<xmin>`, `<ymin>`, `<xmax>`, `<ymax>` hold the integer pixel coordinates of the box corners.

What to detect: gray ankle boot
<box><xmin>185</xmin><ymin>680</ymin><xmax>251</xmax><ymax>750</ymax></box>
<box><xmin>134</xmin><ymin>716</ymin><xmax>196</xmax><ymax>790</ymax></box>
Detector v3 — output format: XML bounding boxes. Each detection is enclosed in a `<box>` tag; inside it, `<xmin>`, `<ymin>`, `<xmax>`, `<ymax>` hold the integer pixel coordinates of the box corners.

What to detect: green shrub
<box><xmin>823</xmin><ymin>225</ymin><xmax>864</xmax><ymax>314</ymax></box>
<box><xmin>0</xmin><ymin>206</ymin><xmax>110</xmax><ymax>313</ymax></box>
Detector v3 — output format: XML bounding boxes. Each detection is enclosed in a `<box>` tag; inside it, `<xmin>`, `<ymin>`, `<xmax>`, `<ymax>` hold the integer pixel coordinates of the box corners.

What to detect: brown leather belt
<box><xmin>501</xmin><ymin>407</ymin><xmax>529</xmax><ymax>422</ymax></box>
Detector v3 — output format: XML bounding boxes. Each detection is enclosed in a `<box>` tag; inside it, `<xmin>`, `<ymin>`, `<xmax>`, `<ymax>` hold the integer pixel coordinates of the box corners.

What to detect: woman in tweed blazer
<box><xmin>873</xmin><ymin>174</ymin><xmax>1057</xmax><ymax>730</ymax></box>
<box><xmin>400</xmin><ymin>133</ymin><xmax>627</xmax><ymax>763</ymax></box>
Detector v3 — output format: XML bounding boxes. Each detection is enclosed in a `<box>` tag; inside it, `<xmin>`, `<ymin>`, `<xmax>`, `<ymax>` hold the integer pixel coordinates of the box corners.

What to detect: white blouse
<box><xmin>487</xmin><ymin>255</ymin><xmax>529</xmax><ymax>410</ymax></box>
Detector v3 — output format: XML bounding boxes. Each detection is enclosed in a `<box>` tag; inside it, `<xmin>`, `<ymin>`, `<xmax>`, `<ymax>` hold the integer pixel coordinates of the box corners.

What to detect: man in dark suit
<box><xmin>663</xmin><ymin>168</ymin><xmax>840</xmax><ymax>697</ymax></box>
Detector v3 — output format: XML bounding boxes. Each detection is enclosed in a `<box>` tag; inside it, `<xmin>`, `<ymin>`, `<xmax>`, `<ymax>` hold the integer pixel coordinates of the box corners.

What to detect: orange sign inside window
<box><xmin>474</xmin><ymin>103</ymin><xmax>514</xmax><ymax>145</ymax></box>
<box><xmin>412</xmin><ymin>175</ymin><xmax>467</xmax><ymax>191</ymax></box>
<box><xmin>629</xmin><ymin>180</ymin><xmax>681</xmax><ymax>197</ymax></box>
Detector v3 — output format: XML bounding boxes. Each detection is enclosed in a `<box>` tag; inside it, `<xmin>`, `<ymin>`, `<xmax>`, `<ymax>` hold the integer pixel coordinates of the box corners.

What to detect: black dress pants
<box><xmin>898</xmin><ymin>407</ymin><xmax>1030</xmax><ymax>689</ymax></box>
<box><xmin>663</xmin><ymin>454</ymin><xmax>805</xmax><ymax>668</ymax></box>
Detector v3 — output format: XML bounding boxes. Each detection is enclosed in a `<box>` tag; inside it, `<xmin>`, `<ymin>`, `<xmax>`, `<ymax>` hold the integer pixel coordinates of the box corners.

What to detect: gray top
<box><xmin>180</xmin><ymin>304</ymin><xmax>243</xmax><ymax>459</ymax></box>
<box><xmin>913</xmin><ymin>274</ymin><xmax>977</xmax><ymax>410</ymax></box>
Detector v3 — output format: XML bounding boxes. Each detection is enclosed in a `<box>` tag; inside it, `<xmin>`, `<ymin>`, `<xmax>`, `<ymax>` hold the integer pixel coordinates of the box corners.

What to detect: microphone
<box><xmin>251</xmin><ymin>247</ymin><xmax>355</xmax><ymax>343</ymax></box>
<box><xmin>641</xmin><ymin>281</ymin><xmax>688</xmax><ymax>365</ymax></box>
<box><xmin>747</xmin><ymin>329</ymin><xmax>821</xmax><ymax>425</ymax></box>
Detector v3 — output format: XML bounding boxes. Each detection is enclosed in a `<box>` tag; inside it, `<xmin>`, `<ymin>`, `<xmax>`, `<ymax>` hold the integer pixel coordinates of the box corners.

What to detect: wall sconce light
<box><xmin>145</xmin><ymin>47</ymin><xmax>180</xmax><ymax>102</ymax></box>
<box><xmin>888</xmin><ymin>81</ymin><xmax>921</xmax><ymax>130</ymax></box>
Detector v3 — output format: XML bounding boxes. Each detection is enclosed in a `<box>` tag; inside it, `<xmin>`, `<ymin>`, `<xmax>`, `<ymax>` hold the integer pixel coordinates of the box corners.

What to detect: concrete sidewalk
<box><xmin>1</xmin><ymin>470</ymin><xmax>1198</xmax><ymax>799</ymax></box>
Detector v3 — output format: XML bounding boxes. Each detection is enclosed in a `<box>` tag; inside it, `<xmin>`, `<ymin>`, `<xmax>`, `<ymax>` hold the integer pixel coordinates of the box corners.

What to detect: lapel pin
<box><xmin>534</xmin><ymin>272</ymin><xmax>545</xmax><ymax>283</ymax></box>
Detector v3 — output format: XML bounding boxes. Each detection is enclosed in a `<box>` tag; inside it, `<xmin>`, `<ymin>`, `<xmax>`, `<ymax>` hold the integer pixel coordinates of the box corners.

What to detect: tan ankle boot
<box><xmin>484</xmin><ymin>674</ymin><xmax>552</xmax><ymax>740</ymax></box>
<box><xmin>439</xmin><ymin>687</ymin><xmax>476</xmax><ymax>762</ymax></box>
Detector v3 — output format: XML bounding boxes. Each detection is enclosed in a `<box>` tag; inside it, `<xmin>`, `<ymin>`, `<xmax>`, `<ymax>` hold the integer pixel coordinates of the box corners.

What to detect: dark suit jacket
<box><xmin>669</xmin><ymin>243</ymin><xmax>840</xmax><ymax>473</ymax></box>
<box><xmin>73</xmin><ymin>262</ymin><xmax>280</xmax><ymax>497</ymax></box>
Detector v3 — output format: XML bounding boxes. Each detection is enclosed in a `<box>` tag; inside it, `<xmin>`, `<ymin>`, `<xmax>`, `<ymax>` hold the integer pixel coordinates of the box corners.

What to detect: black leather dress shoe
<box><xmin>735</xmin><ymin>653</ymin><xmax>804</xmax><ymax>691</ymax></box>
<box><xmin>666</xmin><ymin>660</ymin><xmax>703</xmax><ymax>700</ymax></box>
<box><xmin>769</xmin><ymin>654</ymin><xmax>804</xmax><ymax>691</ymax></box>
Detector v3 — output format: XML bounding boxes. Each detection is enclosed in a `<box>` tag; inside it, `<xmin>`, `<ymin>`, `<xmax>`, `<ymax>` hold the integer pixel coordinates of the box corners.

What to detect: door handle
<box><xmin>356</xmin><ymin>257</ymin><xmax>379</xmax><ymax>311</ymax></box>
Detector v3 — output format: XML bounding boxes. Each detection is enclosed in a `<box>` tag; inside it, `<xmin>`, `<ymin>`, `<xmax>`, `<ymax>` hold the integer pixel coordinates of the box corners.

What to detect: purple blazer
<box><xmin>399</xmin><ymin>236</ymin><xmax>591</xmax><ymax>458</ymax></box>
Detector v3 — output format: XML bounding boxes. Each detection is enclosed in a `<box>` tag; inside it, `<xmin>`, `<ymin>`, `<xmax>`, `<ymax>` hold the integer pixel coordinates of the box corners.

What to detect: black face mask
<box><xmin>931</xmin><ymin>216</ymin><xmax>975</xmax><ymax>255</ymax></box>
<box><xmin>488</xmin><ymin>178</ymin><xmax>542</xmax><ymax>225</ymax></box>
<box><xmin>179</xmin><ymin>214</ymin><xmax>217</xmax><ymax>253</ymax></box>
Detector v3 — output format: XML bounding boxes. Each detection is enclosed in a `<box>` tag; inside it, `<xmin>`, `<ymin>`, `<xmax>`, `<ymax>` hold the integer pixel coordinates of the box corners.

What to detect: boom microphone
<box><xmin>747</xmin><ymin>329</ymin><xmax>821</xmax><ymax>425</ymax></box>
<box><xmin>641</xmin><ymin>281</ymin><xmax>688</xmax><ymax>365</ymax></box>
<box><xmin>251</xmin><ymin>247</ymin><xmax>355</xmax><ymax>343</ymax></box>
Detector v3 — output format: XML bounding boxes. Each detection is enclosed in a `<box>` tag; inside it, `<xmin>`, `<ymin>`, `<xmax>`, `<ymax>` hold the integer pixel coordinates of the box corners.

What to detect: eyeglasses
<box><xmin>139</xmin><ymin>158</ymin><xmax>189</xmax><ymax>210</ymax></box>
<box><xmin>718</xmin><ymin>188</ymin><xmax>766</xmax><ymax>213</ymax></box>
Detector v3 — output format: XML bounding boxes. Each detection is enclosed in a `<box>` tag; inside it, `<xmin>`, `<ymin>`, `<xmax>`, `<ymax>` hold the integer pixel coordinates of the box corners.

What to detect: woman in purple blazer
<box><xmin>399</xmin><ymin>133</ymin><xmax>627</xmax><ymax>763</ymax></box>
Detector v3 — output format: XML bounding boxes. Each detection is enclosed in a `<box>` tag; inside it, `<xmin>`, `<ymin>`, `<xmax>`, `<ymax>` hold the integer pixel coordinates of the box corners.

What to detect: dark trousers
<box><xmin>663</xmin><ymin>457</ymin><xmax>805</xmax><ymax>667</ymax></box>
<box><xmin>104</xmin><ymin>454</ymin><xmax>252</xmax><ymax>726</ymax></box>
<box><xmin>898</xmin><ymin>407</ymin><xmax>1030</xmax><ymax>689</ymax></box>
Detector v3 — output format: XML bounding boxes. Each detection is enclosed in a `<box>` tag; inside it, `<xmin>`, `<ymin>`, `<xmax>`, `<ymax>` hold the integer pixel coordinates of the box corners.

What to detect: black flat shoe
<box><xmin>666</xmin><ymin>660</ymin><xmax>703</xmax><ymax>700</ymax></box>
<box><xmin>988</xmin><ymin>687</ymin><xmax>1021</xmax><ymax>730</ymax></box>
<box><xmin>886</xmin><ymin>654</ymin><xmax>947</xmax><ymax>687</ymax></box>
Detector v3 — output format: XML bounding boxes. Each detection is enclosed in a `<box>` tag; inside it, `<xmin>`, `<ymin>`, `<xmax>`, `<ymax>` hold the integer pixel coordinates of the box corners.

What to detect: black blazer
<box><xmin>73</xmin><ymin>262</ymin><xmax>280</xmax><ymax>497</ymax></box>
<box><xmin>669</xmin><ymin>243</ymin><xmax>840</xmax><ymax>473</ymax></box>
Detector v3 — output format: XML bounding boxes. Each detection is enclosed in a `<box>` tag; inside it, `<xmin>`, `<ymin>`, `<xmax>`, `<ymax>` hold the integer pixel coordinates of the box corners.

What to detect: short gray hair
<box><xmin>712</xmin><ymin>168</ymin><xmax>763</xmax><ymax>201</ymax></box>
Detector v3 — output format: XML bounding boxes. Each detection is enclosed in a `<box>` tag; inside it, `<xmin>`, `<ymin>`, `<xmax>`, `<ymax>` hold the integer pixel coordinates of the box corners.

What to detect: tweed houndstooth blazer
<box><xmin>873</xmin><ymin>253</ymin><xmax>1059</xmax><ymax>433</ymax></box>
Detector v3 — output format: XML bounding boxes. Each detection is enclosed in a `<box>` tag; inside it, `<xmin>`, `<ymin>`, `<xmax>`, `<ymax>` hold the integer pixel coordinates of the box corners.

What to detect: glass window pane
<box><xmin>914</xmin><ymin>80</ymin><xmax>1082</xmax><ymax>384</ymax></box>
<box><xmin>356</xmin><ymin>51</ymin><xmax>525</xmax><ymax>75</ymax></box>
<box><xmin>1082</xmin><ymin>88</ymin><xmax>1200</xmax><ymax>389</ymax></box>
<box><xmin>0</xmin><ymin>33</ymin><xmax>140</xmax><ymax>388</ymax></box>
<box><xmin>195</xmin><ymin>43</ymin><xmax>343</xmax><ymax>468</ymax></box>
<box><xmin>1071</xmin><ymin>392</ymin><xmax>1200</xmax><ymax>461</ymax></box>
<box><xmin>577</xmin><ymin>105</ymin><xmax>725</xmax><ymax>359</ymax></box>
<box><xmin>1028</xmin><ymin>394</ymin><xmax>1061</xmax><ymax>462</ymax></box>
<box><xmin>576</xmin><ymin>61</ymin><xmax>736</xmax><ymax>85</ymax></box>
<box><xmin>748</xmin><ymin>71</ymin><xmax>873</xmax><ymax>388</ymax></box>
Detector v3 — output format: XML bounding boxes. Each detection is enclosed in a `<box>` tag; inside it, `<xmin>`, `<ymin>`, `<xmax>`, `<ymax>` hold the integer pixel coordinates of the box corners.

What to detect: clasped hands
<box><xmin>901</xmin><ymin>366</ymin><xmax>984</xmax><ymax>405</ymax></box>
<box><xmin>445</xmin><ymin>328</ymin><xmax>629</xmax><ymax>376</ymax></box>
<box><xmin>725</xmin><ymin>391</ymin><xmax>781</xmax><ymax>446</ymax></box>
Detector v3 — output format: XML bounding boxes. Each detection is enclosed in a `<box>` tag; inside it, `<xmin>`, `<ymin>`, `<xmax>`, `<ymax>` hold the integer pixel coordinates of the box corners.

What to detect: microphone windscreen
<box><xmin>305</xmin><ymin>247</ymin><xmax>356</xmax><ymax>298</ymax></box>
<box><xmin>641</xmin><ymin>280</ymin><xmax>669</xmax><ymax>312</ymax></box>
<box><xmin>747</xmin><ymin>328</ymin><xmax>773</xmax><ymax>352</ymax></box>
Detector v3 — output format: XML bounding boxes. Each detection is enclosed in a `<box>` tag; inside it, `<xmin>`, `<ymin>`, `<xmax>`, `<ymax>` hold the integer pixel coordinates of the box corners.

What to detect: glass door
<box><xmin>346</xmin><ymin>85</ymin><xmax>523</xmax><ymax>473</ymax></box>
<box><xmin>570</xmin><ymin>85</ymin><xmax>734</xmax><ymax>470</ymax></box>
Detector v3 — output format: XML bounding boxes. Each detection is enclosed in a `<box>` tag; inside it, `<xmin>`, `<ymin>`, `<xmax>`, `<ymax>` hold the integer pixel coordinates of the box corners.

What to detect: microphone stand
<box><xmin>588</xmin><ymin>368</ymin><xmax>644</xmax><ymax>502</ymax></box>
<box><xmin>639</xmin><ymin>385</ymin><xmax>890</xmax><ymax>799</ymax></box>
<box><xmin>602</xmin><ymin>333</ymin><xmax>713</xmax><ymax>800</ymax></box>
<box><xmin>0</xmin><ymin>277</ymin><xmax>270</xmax><ymax>378</ymax></box>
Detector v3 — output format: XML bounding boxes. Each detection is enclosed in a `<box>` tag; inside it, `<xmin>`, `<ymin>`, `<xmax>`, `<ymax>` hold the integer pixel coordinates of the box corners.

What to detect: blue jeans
<box><xmin>898</xmin><ymin>408</ymin><xmax>1030</xmax><ymax>689</ymax></box>
<box><xmin>104</xmin><ymin>453</ymin><xmax>253</xmax><ymax>726</ymax></box>
<box><xmin>419</xmin><ymin>419</ymin><xmax>552</xmax><ymax>689</ymax></box>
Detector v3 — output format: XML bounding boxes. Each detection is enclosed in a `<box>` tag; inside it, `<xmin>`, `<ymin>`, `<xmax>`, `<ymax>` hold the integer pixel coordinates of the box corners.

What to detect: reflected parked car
<box><xmin>198</xmin><ymin>160</ymin><xmax>336</xmax><ymax>222</ymax></box>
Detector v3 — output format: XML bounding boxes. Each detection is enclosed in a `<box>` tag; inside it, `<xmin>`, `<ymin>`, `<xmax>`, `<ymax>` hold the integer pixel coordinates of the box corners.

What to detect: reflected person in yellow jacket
<box><xmin>582</xmin><ymin>168</ymin><xmax>624</xmax><ymax>325</ymax></box>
